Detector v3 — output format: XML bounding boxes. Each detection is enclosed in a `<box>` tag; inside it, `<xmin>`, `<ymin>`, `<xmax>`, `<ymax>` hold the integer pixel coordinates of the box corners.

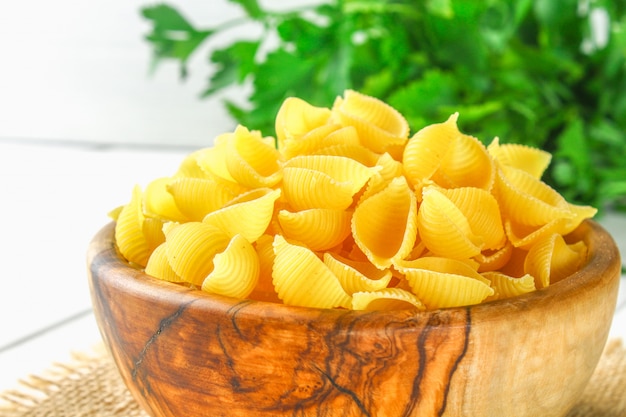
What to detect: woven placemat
<box><xmin>1</xmin><ymin>339</ymin><xmax>625</xmax><ymax>417</ymax></box>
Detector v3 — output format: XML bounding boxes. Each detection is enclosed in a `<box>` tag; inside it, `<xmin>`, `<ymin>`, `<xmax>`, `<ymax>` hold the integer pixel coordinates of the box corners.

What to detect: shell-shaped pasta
<box><xmin>402</xmin><ymin>113</ymin><xmax>460</xmax><ymax>193</ymax></box>
<box><xmin>175</xmin><ymin>149</ymin><xmax>211</xmax><ymax>179</ymax></box>
<box><xmin>115</xmin><ymin>185</ymin><xmax>151</xmax><ymax>267</ymax></box>
<box><xmin>142</xmin><ymin>217</ymin><xmax>166</xmax><ymax>253</ymax></box>
<box><xmin>505</xmin><ymin>217</ymin><xmax>571</xmax><ymax>249</ymax></box>
<box><xmin>281</xmin><ymin>124</ymin><xmax>359</xmax><ymax>159</ymax></box>
<box><xmin>203</xmin><ymin>188</ymin><xmax>281</xmax><ymax>243</ymax></box>
<box><xmin>272</xmin><ymin>235</ymin><xmax>351</xmax><ymax>308</ymax></box>
<box><xmin>496</xmin><ymin>165</ymin><xmax>572</xmax><ymax>226</ymax></box>
<box><xmin>524</xmin><ymin>233</ymin><xmax>588</xmax><ymax>288</ymax></box>
<box><xmin>396</xmin><ymin>257</ymin><xmax>494</xmax><ymax>309</ymax></box>
<box><xmin>249</xmin><ymin>234</ymin><xmax>281</xmax><ymax>303</ymax></box>
<box><xmin>352</xmin><ymin>288</ymin><xmax>425</xmax><ymax>311</ymax></box>
<box><xmin>474</xmin><ymin>241</ymin><xmax>514</xmax><ymax>272</ymax></box>
<box><xmin>167</xmin><ymin>177</ymin><xmax>236</xmax><ymax>222</ymax></box>
<box><xmin>164</xmin><ymin>222</ymin><xmax>232</xmax><ymax>286</ymax></box>
<box><xmin>145</xmin><ymin>242</ymin><xmax>183</xmax><ymax>282</ymax></box>
<box><xmin>225</xmin><ymin>125</ymin><xmax>283</xmax><ymax>188</ymax></box>
<box><xmin>438</xmin><ymin>187</ymin><xmax>506</xmax><ymax>250</ymax></box>
<box><xmin>277</xmin><ymin>208</ymin><xmax>352</xmax><ymax>251</ymax></box>
<box><xmin>352</xmin><ymin>176</ymin><xmax>418</xmax><ymax>269</ymax></box>
<box><xmin>201</xmin><ymin>234</ymin><xmax>260</xmax><ymax>298</ymax></box>
<box><xmin>487</xmin><ymin>137</ymin><xmax>551</xmax><ymax>179</ymax></box>
<box><xmin>323</xmin><ymin>253</ymin><xmax>392</xmax><ymax>294</ymax></box>
<box><xmin>331</xmin><ymin>90</ymin><xmax>410</xmax><ymax>156</ymax></box>
<box><xmin>282</xmin><ymin>155</ymin><xmax>375</xmax><ymax>210</ymax></box>
<box><xmin>194</xmin><ymin>138</ymin><xmax>237</xmax><ymax>182</ymax></box>
<box><xmin>275</xmin><ymin>97</ymin><xmax>332</xmax><ymax>149</ymax></box>
<box><xmin>144</xmin><ymin>177</ymin><xmax>189</xmax><ymax>222</ymax></box>
<box><xmin>483</xmin><ymin>272</ymin><xmax>536</xmax><ymax>301</ymax></box>
<box><xmin>314</xmin><ymin>143</ymin><xmax>380</xmax><ymax>167</ymax></box>
<box><xmin>433</xmin><ymin>133</ymin><xmax>495</xmax><ymax>191</ymax></box>
<box><xmin>375</xmin><ymin>152</ymin><xmax>404</xmax><ymax>182</ymax></box>
<box><xmin>417</xmin><ymin>186</ymin><xmax>484</xmax><ymax>260</ymax></box>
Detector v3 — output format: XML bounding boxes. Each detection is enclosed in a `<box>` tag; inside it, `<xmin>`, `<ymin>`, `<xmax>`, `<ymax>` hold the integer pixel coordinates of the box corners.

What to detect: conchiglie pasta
<box><xmin>272</xmin><ymin>235</ymin><xmax>351</xmax><ymax>309</ymax></box>
<box><xmin>483</xmin><ymin>271</ymin><xmax>536</xmax><ymax>301</ymax></box>
<box><xmin>487</xmin><ymin>137</ymin><xmax>551</xmax><ymax>179</ymax></box>
<box><xmin>277</xmin><ymin>208</ymin><xmax>352</xmax><ymax>251</ymax></box>
<box><xmin>352</xmin><ymin>288</ymin><xmax>425</xmax><ymax>311</ymax></box>
<box><xmin>202</xmin><ymin>234</ymin><xmax>259</xmax><ymax>298</ymax></box>
<box><xmin>524</xmin><ymin>233</ymin><xmax>587</xmax><ymax>288</ymax></box>
<box><xmin>203</xmin><ymin>188</ymin><xmax>281</xmax><ymax>243</ymax></box>
<box><xmin>145</xmin><ymin>242</ymin><xmax>183</xmax><ymax>283</ymax></box>
<box><xmin>323</xmin><ymin>253</ymin><xmax>392</xmax><ymax>294</ymax></box>
<box><xmin>331</xmin><ymin>89</ymin><xmax>409</xmax><ymax>157</ymax></box>
<box><xmin>352</xmin><ymin>176</ymin><xmax>418</xmax><ymax>269</ymax></box>
<box><xmin>275</xmin><ymin>96</ymin><xmax>332</xmax><ymax>148</ymax></box>
<box><xmin>144</xmin><ymin>177</ymin><xmax>189</xmax><ymax>222</ymax></box>
<box><xmin>166</xmin><ymin>177</ymin><xmax>236</xmax><ymax>222</ymax></box>
<box><xmin>115</xmin><ymin>185</ymin><xmax>152</xmax><ymax>267</ymax></box>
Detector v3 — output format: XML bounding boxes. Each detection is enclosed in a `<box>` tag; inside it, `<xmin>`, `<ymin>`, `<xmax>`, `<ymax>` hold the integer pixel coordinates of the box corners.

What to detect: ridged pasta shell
<box><xmin>352</xmin><ymin>176</ymin><xmax>418</xmax><ymax>269</ymax></box>
<box><xmin>201</xmin><ymin>234</ymin><xmax>260</xmax><ymax>298</ymax></box>
<box><xmin>281</xmin><ymin>124</ymin><xmax>358</xmax><ymax>159</ymax></box>
<box><xmin>249</xmin><ymin>234</ymin><xmax>281</xmax><ymax>303</ymax></box>
<box><xmin>175</xmin><ymin>149</ymin><xmax>211</xmax><ymax>179</ymax></box>
<box><xmin>524</xmin><ymin>233</ymin><xmax>588</xmax><ymax>288</ymax></box>
<box><xmin>144</xmin><ymin>177</ymin><xmax>189</xmax><ymax>222</ymax></box>
<box><xmin>275</xmin><ymin>97</ymin><xmax>332</xmax><ymax>149</ymax></box>
<box><xmin>395</xmin><ymin>257</ymin><xmax>494</xmax><ymax>309</ymax></box>
<box><xmin>352</xmin><ymin>288</ymin><xmax>425</xmax><ymax>311</ymax></box>
<box><xmin>167</xmin><ymin>177</ymin><xmax>236</xmax><ymax>222</ymax></box>
<box><xmin>438</xmin><ymin>187</ymin><xmax>506</xmax><ymax>250</ymax></box>
<box><xmin>432</xmin><ymin>132</ymin><xmax>495</xmax><ymax>191</ymax></box>
<box><xmin>402</xmin><ymin>113</ymin><xmax>460</xmax><ymax>193</ymax></box>
<box><xmin>194</xmin><ymin>138</ymin><xmax>237</xmax><ymax>182</ymax></box>
<box><xmin>417</xmin><ymin>186</ymin><xmax>484</xmax><ymax>260</ymax></box>
<box><xmin>164</xmin><ymin>222</ymin><xmax>232</xmax><ymax>286</ymax></box>
<box><xmin>487</xmin><ymin>137</ymin><xmax>551</xmax><ymax>179</ymax></box>
<box><xmin>482</xmin><ymin>272</ymin><xmax>536</xmax><ymax>301</ymax></box>
<box><xmin>115</xmin><ymin>185</ymin><xmax>151</xmax><ymax>267</ymax></box>
<box><xmin>331</xmin><ymin>90</ymin><xmax>409</xmax><ymax>156</ymax></box>
<box><xmin>474</xmin><ymin>241</ymin><xmax>514</xmax><ymax>272</ymax></box>
<box><xmin>225</xmin><ymin>125</ymin><xmax>283</xmax><ymax>188</ymax></box>
<box><xmin>277</xmin><ymin>208</ymin><xmax>352</xmax><ymax>251</ymax></box>
<box><xmin>203</xmin><ymin>188</ymin><xmax>281</xmax><ymax>243</ymax></box>
<box><xmin>375</xmin><ymin>152</ymin><xmax>404</xmax><ymax>182</ymax></box>
<box><xmin>505</xmin><ymin>217</ymin><xmax>571</xmax><ymax>249</ymax></box>
<box><xmin>313</xmin><ymin>143</ymin><xmax>380</xmax><ymax>167</ymax></box>
<box><xmin>142</xmin><ymin>217</ymin><xmax>166</xmax><ymax>253</ymax></box>
<box><xmin>495</xmin><ymin>165</ymin><xmax>572</xmax><ymax>226</ymax></box>
<box><xmin>282</xmin><ymin>155</ymin><xmax>375</xmax><ymax>210</ymax></box>
<box><xmin>272</xmin><ymin>235</ymin><xmax>351</xmax><ymax>308</ymax></box>
<box><xmin>323</xmin><ymin>253</ymin><xmax>392</xmax><ymax>294</ymax></box>
<box><xmin>145</xmin><ymin>242</ymin><xmax>183</xmax><ymax>282</ymax></box>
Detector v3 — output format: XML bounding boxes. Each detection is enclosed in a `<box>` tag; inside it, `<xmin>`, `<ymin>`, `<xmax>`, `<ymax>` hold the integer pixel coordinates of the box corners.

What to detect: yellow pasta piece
<box><xmin>352</xmin><ymin>176</ymin><xmax>418</xmax><ymax>269</ymax></box>
<box><xmin>352</xmin><ymin>288</ymin><xmax>425</xmax><ymax>311</ymax></box>
<box><xmin>482</xmin><ymin>271</ymin><xmax>536</xmax><ymax>301</ymax></box>
<box><xmin>323</xmin><ymin>253</ymin><xmax>392</xmax><ymax>294</ymax></box>
<box><xmin>164</xmin><ymin>222</ymin><xmax>232</xmax><ymax>287</ymax></box>
<box><xmin>272</xmin><ymin>235</ymin><xmax>351</xmax><ymax>309</ymax></box>
<box><xmin>281</xmin><ymin>124</ymin><xmax>358</xmax><ymax>159</ymax></box>
<box><xmin>166</xmin><ymin>177</ymin><xmax>236</xmax><ymax>222</ymax></box>
<box><xmin>487</xmin><ymin>137</ymin><xmax>551</xmax><ymax>179</ymax></box>
<box><xmin>331</xmin><ymin>90</ymin><xmax>410</xmax><ymax>157</ymax></box>
<box><xmin>496</xmin><ymin>165</ymin><xmax>572</xmax><ymax>227</ymax></box>
<box><xmin>115</xmin><ymin>185</ymin><xmax>151</xmax><ymax>267</ymax></box>
<box><xmin>313</xmin><ymin>143</ymin><xmax>380</xmax><ymax>167</ymax></box>
<box><xmin>402</xmin><ymin>113</ymin><xmax>460</xmax><ymax>194</ymax></box>
<box><xmin>277</xmin><ymin>208</ymin><xmax>352</xmax><ymax>251</ymax></box>
<box><xmin>375</xmin><ymin>152</ymin><xmax>405</xmax><ymax>182</ymax></box>
<box><xmin>474</xmin><ymin>241</ymin><xmax>513</xmax><ymax>272</ymax></box>
<box><xmin>145</xmin><ymin>242</ymin><xmax>183</xmax><ymax>283</ymax></box>
<box><xmin>142</xmin><ymin>217</ymin><xmax>166</xmax><ymax>253</ymax></box>
<box><xmin>417</xmin><ymin>186</ymin><xmax>484</xmax><ymax>260</ymax></box>
<box><xmin>395</xmin><ymin>257</ymin><xmax>494</xmax><ymax>309</ymax></box>
<box><xmin>202</xmin><ymin>234</ymin><xmax>260</xmax><ymax>298</ymax></box>
<box><xmin>144</xmin><ymin>177</ymin><xmax>189</xmax><ymax>222</ymax></box>
<box><xmin>275</xmin><ymin>97</ymin><xmax>332</xmax><ymax>149</ymax></box>
<box><xmin>175</xmin><ymin>149</ymin><xmax>212</xmax><ymax>179</ymax></box>
<box><xmin>524</xmin><ymin>233</ymin><xmax>588</xmax><ymax>288</ymax></box>
<box><xmin>203</xmin><ymin>188</ymin><xmax>281</xmax><ymax>243</ymax></box>
<box><xmin>249</xmin><ymin>234</ymin><xmax>282</xmax><ymax>303</ymax></box>
<box><xmin>225</xmin><ymin>125</ymin><xmax>283</xmax><ymax>188</ymax></box>
<box><xmin>282</xmin><ymin>155</ymin><xmax>375</xmax><ymax>211</ymax></box>
<box><xmin>194</xmin><ymin>138</ymin><xmax>237</xmax><ymax>182</ymax></box>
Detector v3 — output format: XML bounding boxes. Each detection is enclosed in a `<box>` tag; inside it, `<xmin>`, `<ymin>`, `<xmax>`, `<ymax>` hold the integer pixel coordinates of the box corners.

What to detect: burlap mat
<box><xmin>1</xmin><ymin>339</ymin><xmax>625</xmax><ymax>417</ymax></box>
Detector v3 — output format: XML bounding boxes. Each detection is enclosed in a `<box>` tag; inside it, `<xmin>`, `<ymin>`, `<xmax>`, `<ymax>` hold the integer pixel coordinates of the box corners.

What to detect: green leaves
<box><xmin>140</xmin><ymin>0</ymin><xmax>626</xmax><ymax>211</ymax></box>
<box><xmin>141</xmin><ymin>4</ymin><xmax>213</xmax><ymax>78</ymax></box>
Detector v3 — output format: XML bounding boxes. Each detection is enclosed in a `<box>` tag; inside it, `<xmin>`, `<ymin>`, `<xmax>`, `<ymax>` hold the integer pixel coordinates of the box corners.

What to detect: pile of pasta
<box><xmin>112</xmin><ymin>90</ymin><xmax>597</xmax><ymax>311</ymax></box>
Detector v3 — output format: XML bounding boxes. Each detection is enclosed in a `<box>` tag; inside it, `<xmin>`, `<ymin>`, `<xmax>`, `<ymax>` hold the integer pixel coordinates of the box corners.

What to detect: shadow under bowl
<box><xmin>87</xmin><ymin>220</ymin><xmax>621</xmax><ymax>417</ymax></box>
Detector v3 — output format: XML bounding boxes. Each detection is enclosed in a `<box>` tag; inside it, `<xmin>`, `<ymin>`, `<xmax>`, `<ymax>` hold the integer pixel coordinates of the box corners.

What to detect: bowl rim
<box><xmin>88</xmin><ymin>219</ymin><xmax>621</xmax><ymax>322</ymax></box>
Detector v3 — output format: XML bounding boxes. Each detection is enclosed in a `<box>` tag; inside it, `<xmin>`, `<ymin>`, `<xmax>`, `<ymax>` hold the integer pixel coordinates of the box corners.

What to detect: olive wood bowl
<box><xmin>87</xmin><ymin>220</ymin><xmax>621</xmax><ymax>417</ymax></box>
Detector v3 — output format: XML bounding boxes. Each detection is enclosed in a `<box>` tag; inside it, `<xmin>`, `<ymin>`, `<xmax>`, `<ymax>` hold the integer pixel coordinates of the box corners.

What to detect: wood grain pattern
<box><xmin>87</xmin><ymin>220</ymin><xmax>621</xmax><ymax>417</ymax></box>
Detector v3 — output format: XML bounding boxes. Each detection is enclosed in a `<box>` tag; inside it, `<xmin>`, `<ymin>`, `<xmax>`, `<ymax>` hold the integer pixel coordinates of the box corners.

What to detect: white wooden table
<box><xmin>0</xmin><ymin>140</ymin><xmax>624</xmax><ymax>393</ymax></box>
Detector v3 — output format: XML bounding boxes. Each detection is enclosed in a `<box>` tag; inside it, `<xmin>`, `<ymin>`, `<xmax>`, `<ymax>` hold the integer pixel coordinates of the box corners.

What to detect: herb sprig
<box><xmin>141</xmin><ymin>0</ymin><xmax>626</xmax><ymax>212</ymax></box>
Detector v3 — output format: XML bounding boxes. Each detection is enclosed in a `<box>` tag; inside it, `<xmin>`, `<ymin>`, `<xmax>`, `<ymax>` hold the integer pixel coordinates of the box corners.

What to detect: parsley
<box><xmin>141</xmin><ymin>0</ymin><xmax>626</xmax><ymax>212</ymax></box>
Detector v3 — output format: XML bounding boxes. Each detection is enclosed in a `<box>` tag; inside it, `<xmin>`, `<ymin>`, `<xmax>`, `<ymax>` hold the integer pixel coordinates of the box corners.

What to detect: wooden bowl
<box><xmin>87</xmin><ymin>220</ymin><xmax>621</xmax><ymax>417</ymax></box>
